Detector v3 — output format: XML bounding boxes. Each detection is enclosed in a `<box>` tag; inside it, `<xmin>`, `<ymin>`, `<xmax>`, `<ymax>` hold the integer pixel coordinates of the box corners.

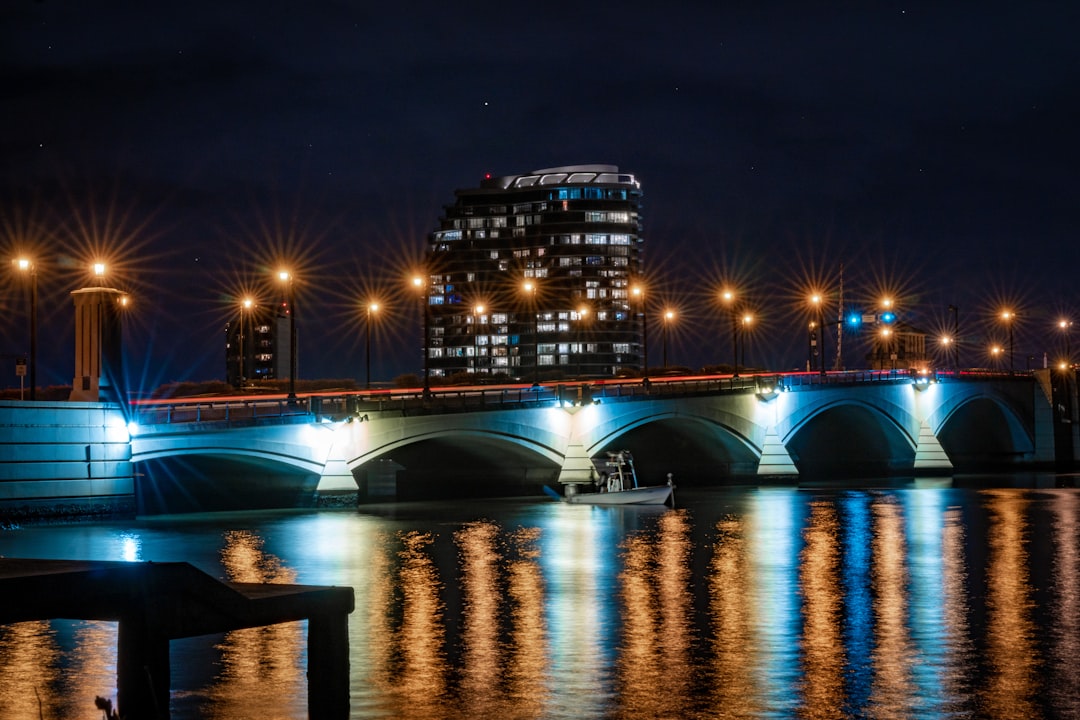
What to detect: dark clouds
<box><xmin>1</xmin><ymin>1</ymin><xmax>1078</xmax><ymax>387</ymax></box>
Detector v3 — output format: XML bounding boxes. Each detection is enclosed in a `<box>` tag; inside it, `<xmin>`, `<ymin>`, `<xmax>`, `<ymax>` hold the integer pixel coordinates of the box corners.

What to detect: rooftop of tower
<box><xmin>478</xmin><ymin>165</ymin><xmax>640</xmax><ymax>191</ymax></box>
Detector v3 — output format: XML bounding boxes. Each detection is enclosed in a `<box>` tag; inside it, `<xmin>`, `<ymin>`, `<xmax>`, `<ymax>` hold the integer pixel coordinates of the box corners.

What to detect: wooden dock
<box><xmin>0</xmin><ymin>558</ymin><xmax>354</xmax><ymax>718</ymax></box>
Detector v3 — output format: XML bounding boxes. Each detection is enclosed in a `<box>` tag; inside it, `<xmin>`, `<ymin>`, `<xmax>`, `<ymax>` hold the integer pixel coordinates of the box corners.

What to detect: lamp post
<box><xmin>523</xmin><ymin>280</ymin><xmax>539</xmax><ymax>384</ymax></box>
<box><xmin>633</xmin><ymin>284</ymin><xmax>648</xmax><ymax>381</ymax></box>
<box><xmin>13</xmin><ymin>258</ymin><xmax>37</xmax><ymax>400</ymax></box>
<box><xmin>576</xmin><ymin>305</ymin><xmax>589</xmax><ymax>378</ymax></box>
<box><xmin>722</xmin><ymin>289</ymin><xmax>736</xmax><ymax>374</ymax></box>
<box><xmin>741</xmin><ymin>313</ymin><xmax>753</xmax><ymax>372</ymax></box>
<box><xmin>948</xmin><ymin>304</ymin><xmax>959</xmax><ymax>371</ymax></box>
<box><xmin>881</xmin><ymin>327</ymin><xmax>894</xmax><ymax>371</ymax></box>
<box><xmin>239</xmin><ymin>297</ymin><xmax>253</xmax><ymax>388</ymax></box>
<box><xmin>473</xmin><ymin>304</ymin><xmax>485</xmax><ymax>376</ymax></box>
<box><xmin>663</xmin><ymin>310</ymin><xmax>675</xmax><ymax>370</ymax></box>
<box><xmin>991</xmin><ymin>344</ymin><xmax>1003</xmax><ymax>370</ymax></box>
<box><xmin>1059</xmin><ymin>319</ymin><xmax>1072</xmax><ymax>368</ymax></box>
<box><xmin>413</xmin><ymin>275</ymin><xmax>430</xmax><ymax>395</ymax></box>
<box><xmin>365</xmin><ymin>301</ymin><xmax>379</xmax><ymax>390</ymax></box>
<box><xmin>277</xmin><ymin>271</ymin><xmax>298</xmax><ymax>400</ymax></box>
<box><xmin>1001</xmin><ymin>310</ymin><xmax>1015</xmax><ymax>374</ymax></box>
<box><xmin>811</xmin><ymin>293</ymin><xmax>826</xmax><ymax>376</ymax></box>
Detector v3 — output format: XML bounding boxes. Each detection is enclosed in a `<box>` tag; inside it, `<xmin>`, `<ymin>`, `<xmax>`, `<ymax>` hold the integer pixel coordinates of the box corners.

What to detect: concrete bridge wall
<box><xmin>0</xmin><ymin>374</ymin><xmax>1073</xmax><ymax>516</ymax></box>
<box><xmin>0</xmin><ymin>400</ymin><xmax>134</xmax><ymax>517</ymax></box>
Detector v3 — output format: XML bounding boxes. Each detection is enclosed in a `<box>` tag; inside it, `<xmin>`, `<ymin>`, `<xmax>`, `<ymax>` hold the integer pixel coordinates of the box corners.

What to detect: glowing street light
<box><xmin>1000</xmin><ymin>310</ymin><xmax>1015</xmax><ymax>374</ymax></box>
<box><xmin>12</xmin><ymin>258</ymin><xmax>37</xmax><ymax>400</ymax></box>
<box><xmin>365</xmin><ymin>301</ymin><xmax>379</xmax><ymax>390</ymax></box>
<box><xmin>576</xmin><ymin>305</ymin><xmax>590</xmax><ymax>378</ymax></box>
<box><xmin>473</xmin><ymin>304</ymin><xmax>485</xmax><ymax>375</ymax></box>
<box><xmin>238</xmin><ymin>297</ymin><xmax>254</xmax><ymax>388</ymax></box>
<box><xmin>811</xmin><ymin>293</ymin><xmax>826</xmax><ymax>376</ymax></box>
<box><xmin>413</xmin><ymin>275</ymin><xmax>430</xmax><ymax>395</ymax></box>
<box><xmin>741</xmin><ymin>313</ymin><xmax>753</xmax><ymax>372</ymax></box>
<box><xmin>632</xmin><ymin>284</ymin><xmax>648</xmax><ymax>381</ymax></box>
<box><xmin>721</xmin><ymin>289</ymin><xmax>736</xmax><ymax>373</ymax></box>
<box><xmin>880</xmin><ymin>326</ymin><xmax>895</xmax><ymax>371</ymax></box>
<box><xmin>1059</xmin><ymin>319</ymin><xmax>1072</xmax><ymax>368</ymax></box>
<box><xmin>523</xmin><ymin>280</ymin><xmax>539</xmax><ymax>384</ymax></box>
<box><xmin>278</xmin><ymin>270</ymin><xmax>297</xmax><ymax>400</ymax></box>
<box><xmin>663</xmin><ymin>309</ymin><xmax>676</xmax><ymax>369</ymax></box>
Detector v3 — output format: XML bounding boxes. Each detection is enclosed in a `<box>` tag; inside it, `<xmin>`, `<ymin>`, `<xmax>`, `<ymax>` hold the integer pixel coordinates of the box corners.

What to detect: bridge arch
<box><xmin>933</xmin><ymin>394</ymin><xmax>1034</xmax><ymax>468</ymax></box>
<box><xmin>583</xmin><ymin>410</ymin><xmax>760</xmax><ymax>483</ymax></box>
<box><xmin>782</xmin><ymin>399</ymin><xmax>917</xmax><ymax>478</ymax></box>
<box><xmin>346</xmin><ymin>427</ymin><xmax>564</xmax><ymax>499</ymax></box>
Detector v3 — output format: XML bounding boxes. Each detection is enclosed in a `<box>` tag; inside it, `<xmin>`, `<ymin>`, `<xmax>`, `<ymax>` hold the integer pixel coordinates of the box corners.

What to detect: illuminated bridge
<box><xmin>1</xmin><ymin>370</ymin><xmax>1075</xmax><ymax>514</ymax></box>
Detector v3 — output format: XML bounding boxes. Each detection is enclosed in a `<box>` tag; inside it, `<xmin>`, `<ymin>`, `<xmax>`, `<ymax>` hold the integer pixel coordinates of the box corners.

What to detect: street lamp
<box><xmin>991</xmin><ymin>344</ymin><xmax>1003</xmax><ymax>370</ymax></box>
<box><xmin>1001</xmin><ymin>310</ymin><xmax>1015</xmax><ymax>374</ymax></box>
<box><xmin>523</xmin><ymin>280</ymin><xmax>539</xmax><ymax>384</ymax></box>
<box><xmin>576</xmin><ymin>305</ymin><xmax>590</xmax><ymax>378</ymax></box>
<box><xmin>12</xmin><ymin>258</ymin><xmax>37</xmax><ymax>401</ymax></box>
<box><xmin>413</xmin><ymin>275</ymin><xmax>430</xmax><ymax>394</ymax></box>
<box><xmin>1059</xmin><ymin>319</ymin><xmax>1072</xmax><ymax>368</ymax></box>
<box><xmin>365</xmin><ymin>301</ymin><xmax>379</xmax><ymax>390</ymax></box>
<box><xmin>239</xmin><ymin>297</ymin><xmax>253</xmax><ymax>388</ymax></box>
<box><xmin>473</xmin><ymin>304</ymin><xmax>485</xmax><ymax>376</ymax></box>
<box><xmin>722</xmin><ymin>289</ymin><xmax>736</xmax><ymax>373</ymax></box>
<box><xmin>278</xmin><ymin>270</ymin><xmax>298</xmax><ymax>400</ymax></box>
<box><xmin>633</xmin><ymin>284</ymin><xmax>648</xmax><ymax>381</ymax></box>
<box><xmin>663</xmin><ymin>309</ymin><xmax>675</xmax><ymax>370</ymax></box>
<box><xmin>880</xmin><ymin>327</ymin><xmax>894</xmax><ymax>371</ymax></box>
<box><xmin>93</xmin><ymin>262</ymin><xmax>106</xmax><ymax>285</ymax></box>
<box><xmin>741</xmin><ymin>313</ymin><xmax>753</xmax><ymax>372</ymax></box>
<box><xmin>811</xmin><ymin>293</ymin><xmax>826</xmax><ymax>376</ymax></box>
<box><xmin>940</xmin><ymin>335</ymin><xmax>953</xmax><ymax>371</ymax></box>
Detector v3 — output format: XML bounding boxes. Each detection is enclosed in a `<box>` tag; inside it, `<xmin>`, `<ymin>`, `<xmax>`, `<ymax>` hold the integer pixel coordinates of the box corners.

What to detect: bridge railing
<box><xmin>130</xmin><ymin>367</ymin><xmax>1032</xmax><ymax>426</ymax></box>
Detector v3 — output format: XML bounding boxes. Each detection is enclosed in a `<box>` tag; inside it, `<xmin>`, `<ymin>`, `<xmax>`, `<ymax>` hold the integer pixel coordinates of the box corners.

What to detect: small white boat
<box><xmin>556</xmin><ymin>450</ymin><xmax>674</xmax><ymax>506</ymax></box>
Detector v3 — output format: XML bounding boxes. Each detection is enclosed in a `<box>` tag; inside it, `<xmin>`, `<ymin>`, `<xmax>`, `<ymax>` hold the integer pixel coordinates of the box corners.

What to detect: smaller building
<box><xmin>867</xmin><ymin>321</ymin><xmax>929</xmax><ymax>371</ymax></box>
<box><xmin>224</xmin><ymin>303</ymin><xmax>292</xmax><ymax>388</ymax></box>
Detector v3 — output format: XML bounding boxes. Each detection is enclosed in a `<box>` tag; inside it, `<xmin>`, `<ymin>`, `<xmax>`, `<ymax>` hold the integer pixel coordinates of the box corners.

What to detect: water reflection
<box><xmin>503</xmin><ymin>526</ymin><xmax>549</xmax><ymax>717</ymax></box>
<box><xmin>1049</xmin><ymin>490</ymin><xmax>1080</xmax><ymax>710</ymax></box>
<box><xmin>199</xmin><ymin>529</ymin><xmax>305</xmax><ymax>719</ymax></box>
<box><xmin>0</xmin><ymin>621</ymin><xmax>62</xmax><ymax>718</ymax></box>
<box><xmin>708</xmin><ymin>516</ymin><xmax>762</xmax><ymax>717</ymax></box>
<box><xmin>981</xmin><ymin>490</ymin><xmax>1040</xmax><ymax>718</ymax></box>
<box><xmin>614</xmin><ymin>509</ymin><xmax>693</xmax><ymax>718</ymax></box>
<box><xmin>456</xmin><ymin>521</ymin><xmax>503</xmax><ymax>715</ymax></box>
<box><xmin>389</xmin><ymin>531</ymin><xmax>447</xmax><ymax>718</ymax></box>
<box><xmin>4</xmin><ymin>485</ymin><xmax>1080</xmax><ymax>718</ymax></box>
<box><xmin>798</xmin><ymin>501</ymin><xmax>844</xmax><ymax>718</ymax></box>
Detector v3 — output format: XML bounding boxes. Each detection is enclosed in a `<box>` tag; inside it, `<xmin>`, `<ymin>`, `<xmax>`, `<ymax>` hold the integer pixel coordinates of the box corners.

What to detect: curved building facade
<box><xmin>424</xmin><ymin>165</ymin><xmax>644</xmax><ymax>380</ymax></box>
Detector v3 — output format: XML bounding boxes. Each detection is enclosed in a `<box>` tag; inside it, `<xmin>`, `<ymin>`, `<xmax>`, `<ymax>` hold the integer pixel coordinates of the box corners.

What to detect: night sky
<box><xmin>2</xmin><ymin>1</ymin><xmax>1078</xmax><ymax>391</ymax></box>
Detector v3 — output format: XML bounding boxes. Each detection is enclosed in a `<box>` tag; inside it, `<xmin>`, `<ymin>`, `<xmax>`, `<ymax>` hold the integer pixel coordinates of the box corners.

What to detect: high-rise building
<box><xmin>424</xmin><ymin>164</ymin><xmax>644</xmax><ymax>381</ymax></box>
<box><xmin>224</xmin><ymin>303</ymin><xmax>292</xmax><ymax>387</ymax></box>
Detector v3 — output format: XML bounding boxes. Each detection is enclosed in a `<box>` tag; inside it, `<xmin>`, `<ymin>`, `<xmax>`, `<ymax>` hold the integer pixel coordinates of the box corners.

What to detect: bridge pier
<box><xmin>756</xmin><ymin>426</ymin><xmax>798</xmax><ymax>477</ymax></box>
<box><xmin>913</xmin><ymin>420</ymin><xmax>953</xmax><ymax>474</ymax></box>
<box><xmin>557</xmin><ymin>441</ymin><xmax>598</xmax><ymax>493</ymax></box>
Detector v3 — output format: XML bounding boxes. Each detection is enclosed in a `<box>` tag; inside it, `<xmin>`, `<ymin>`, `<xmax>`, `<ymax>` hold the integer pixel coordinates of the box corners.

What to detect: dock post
<box><xmin>307</xmin><ymin>611</ymin><xmax>351</xmax><ymax>718</ymax></box>
<box><xmin>117</xmin><ymin>615</ymin><xmax>171</xmax><ymax>719</ymax></box>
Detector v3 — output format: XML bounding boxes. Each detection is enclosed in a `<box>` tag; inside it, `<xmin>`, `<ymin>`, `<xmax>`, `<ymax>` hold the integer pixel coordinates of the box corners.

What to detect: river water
<box><xmin>2</xmin><ymin>477</ymin><xmax>1080</xmax><ymax>719</ymax></box>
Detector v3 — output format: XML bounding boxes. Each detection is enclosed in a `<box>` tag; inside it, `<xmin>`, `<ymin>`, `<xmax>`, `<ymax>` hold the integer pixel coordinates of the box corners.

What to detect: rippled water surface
<box><xmin>3</xmin><ymin>480</ymin><xmax>1080</xmax><ymax>718</ymax></box>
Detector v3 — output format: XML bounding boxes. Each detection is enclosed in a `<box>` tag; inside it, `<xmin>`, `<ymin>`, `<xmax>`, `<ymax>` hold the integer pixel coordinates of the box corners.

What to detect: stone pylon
<box><xmin>757</xmin><ymin>425</ymin><xmax>798</xmax><ymax>476</ymax></box>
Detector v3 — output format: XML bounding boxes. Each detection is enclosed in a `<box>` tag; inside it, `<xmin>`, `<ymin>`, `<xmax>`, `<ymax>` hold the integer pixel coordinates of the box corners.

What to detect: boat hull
<box><xmin>565</xmin><ymin>484</ymin><xmax>673</xmax><ymax>505</ymax></box>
